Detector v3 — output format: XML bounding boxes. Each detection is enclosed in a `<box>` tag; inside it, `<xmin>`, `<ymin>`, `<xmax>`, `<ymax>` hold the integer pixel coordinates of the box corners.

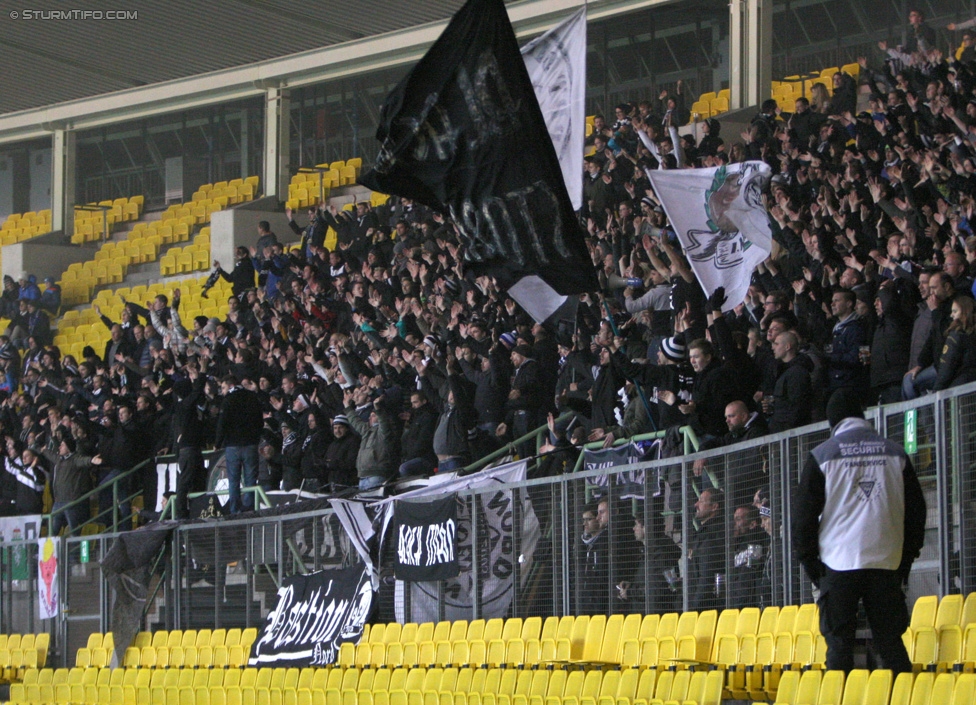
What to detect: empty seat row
<box><xmin>773</xmin><ymin>669</ymin><xmax>973</xmax><ymax>705</ymax></box>
<box><xmin>10</xmin><ymin>665</ymin><xmax>707</xmax><ymax>705</ymax></box>
<box><xmin>77</xmin><ymin>628</ymin><xmax>257</xmax><ymax>670</ymax></box>
<box><xmin>0</xmin><ymin>633</ymin><xmax>50</xmax><ymax>679</ymax></box>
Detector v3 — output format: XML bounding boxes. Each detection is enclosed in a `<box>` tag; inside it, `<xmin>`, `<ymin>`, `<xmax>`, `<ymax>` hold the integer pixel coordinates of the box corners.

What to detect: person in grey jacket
<box><xmin>343</xmin><ymin>390</ymin><xmax>400</xmax><ymax>490</ymax></box>
<box><xmin>423</xmin><ymin>357</ymin><xmax>478</xmax><ymax>474</ymax></box>
<box><xmin>42</xmin><ymin>436</ymin><xmax>101</xmax><ymax>536</ymax></box>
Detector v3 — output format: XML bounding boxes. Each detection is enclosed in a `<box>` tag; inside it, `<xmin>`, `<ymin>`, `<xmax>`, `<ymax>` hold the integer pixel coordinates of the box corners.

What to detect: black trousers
<box><xmin>175</xmin><ymin>446</ymin><xmax>205</xmax><ymax>520</ymax></box>
<box><xmin>818</xmin><ymin>567</ymin><xmax>912</xmax><ymax>673</ymax></box>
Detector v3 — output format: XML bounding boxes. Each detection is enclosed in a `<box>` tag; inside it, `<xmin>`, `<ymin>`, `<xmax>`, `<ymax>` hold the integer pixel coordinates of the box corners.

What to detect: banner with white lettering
<box><xmin>583</xmin><ymin>442</ymin><xmax>645</xmax><ymax>500</ymax></box>
<box><xmin>248</xmin><ymin>563</ymin><xmax>373</xmax><ymax>667</ymax></box>
<box><xmin>359</xmin><ymin>0</ymin><xmax>597</xmax><ymax>323</ymax></box>
<box><xmin>382</xmin><ymin>460</ymin><xmax>539</xmax><ymax>622</ymax></box>
<box><xmin>646</xmin><ymin>162</ymin><xmax>772</xmax><ymax>311</ymax></box>
<box><xmin>394</xmin><ymin>495</ymin><xmax>459</xmax><ymax>581</ymax></box>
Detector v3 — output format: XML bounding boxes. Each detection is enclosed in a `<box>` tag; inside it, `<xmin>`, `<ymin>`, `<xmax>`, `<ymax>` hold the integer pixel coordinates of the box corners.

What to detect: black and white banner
<box><xmin>394</xmin><ymin>495</ymin><xmax>459</xmax><ymax>582</ymax></box>
<box><xmin>395</xmin><ymin>460</ymin><xmax>538</xmax><ymax>622</ymax></box>
<box><xmin>248</xmin><ymin>564</ymin><xmax>373</xmax><ymax>667</ymax></box>
<box><xmin>359</xmin><ymin>0</ymin><xmax>597</xmax><ymax>323</ymax></box>
<box><xmin>583</xmin><ymin>442</ymin><xmax>646</xmax><ymax>500</ymax></box>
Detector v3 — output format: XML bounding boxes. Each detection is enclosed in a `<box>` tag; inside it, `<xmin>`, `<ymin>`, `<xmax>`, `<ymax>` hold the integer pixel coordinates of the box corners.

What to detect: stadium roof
<box><xmin>0</xmin><ymin>0</ymin><xmax>479</xmax><ymax>115</ymax></box>
<box><xmin>0</xmin><ymin>0</ymin><xmax>669</xmax><ymax>144</ymax></box>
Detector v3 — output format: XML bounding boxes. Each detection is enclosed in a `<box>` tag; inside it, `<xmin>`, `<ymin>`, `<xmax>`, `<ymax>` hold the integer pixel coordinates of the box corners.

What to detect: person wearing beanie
<box><xmin>503</xmin><ymin>343</ymin><xmax>544</xmax><ymax>441</ymax></box>
<box><xmin>499</xmin><ymin>332</ymin><xmax>518</xmax><ymax>350</ymax></box>
<box><xmin>324</xmin><ymin>415</ymin><xmax>360</xmax><ymax>491</ymax></box>
<box><xmin>793</xmin><ymin>388</ymin><xmax>926</xmax><ymax>674</ymax></box>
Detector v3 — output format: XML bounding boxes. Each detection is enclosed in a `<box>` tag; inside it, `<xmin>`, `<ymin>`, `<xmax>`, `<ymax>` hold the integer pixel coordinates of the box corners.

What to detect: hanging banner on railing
<box><xmin>382</xmin><ymin>459</ymin><xmax>539</xmax><ymax>623</ymax></box>
<box><xmin>394</xmin><ymin>495</ymin><xmax>459</xmax><ymax>582</ymax></box>
<box><xmin>154</xmin><ymin>450</ymin><xmax>226</xmax><ymax>513</ymax></box>
<box><xmin>248</xmin><ymin>563</ymin><xmax>373</xmax><ymax>668</ymax></box>
<box><xmin>38</xmin><ymin>537</ymin><xmax>59</xmax><ymax>620</ymax></box>
<box><xmin>583</xmin><ymin>442</ymin><xmax>645</xmax><ymax>499</ymax></box>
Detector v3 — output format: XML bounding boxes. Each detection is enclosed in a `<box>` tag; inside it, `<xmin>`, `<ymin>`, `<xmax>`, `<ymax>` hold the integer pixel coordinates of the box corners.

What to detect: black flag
<box><xmin>393</xmin><ymin>495</ymin><xmax>460</xmax><ymax>582</ymax></box>
<box><xmin>360</xmin><ymin>0</ymin><xmax>597</xmax><ymax>307</ymax></box>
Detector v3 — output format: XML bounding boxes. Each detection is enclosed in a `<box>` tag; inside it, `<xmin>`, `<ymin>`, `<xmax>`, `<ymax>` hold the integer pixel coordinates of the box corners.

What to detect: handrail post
<box><xmin>112</xmin><ymin>481</ymin><xmax>118</xmax><ymax>534</ymax></box>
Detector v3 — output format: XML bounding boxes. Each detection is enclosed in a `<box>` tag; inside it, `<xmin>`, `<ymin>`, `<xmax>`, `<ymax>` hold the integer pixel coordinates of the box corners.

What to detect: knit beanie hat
<box><xmin>660</xmin><ymin>337</ymin><xmax>686</xmax><ymax>362</ymax></box>
<box><xmin>826</xmin><ymin>388</ymin><xmax>865</xmax><ymax>428</ymax></box>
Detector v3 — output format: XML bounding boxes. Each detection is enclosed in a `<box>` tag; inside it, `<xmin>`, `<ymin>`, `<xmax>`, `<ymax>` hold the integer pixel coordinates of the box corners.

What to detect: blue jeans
<box><xmin>358</xmin><ymin>475</ymin><xmax>386</xmax><ymax>491</ymax></box>
<box><xmin>95</xmin><ymin>468</ymin><xmax>132</xmax><ymax>531</ymax></box>
<box><xmin>398</xmin><ymin>457</ymin><xmax>436</xmax><ymax>478</ymax></box>
<box><xmin>224</xmin><ymin>445</ymin><xmax>259</xmax><ymax>514</ymax></box>
<box><xmin>436</xmin><ymin>457</ymin><xmax>464</xmax><ymax>474</ymax></box>
<box><xmin>902</xmin><ymin>366</ymin><xmax>937</xmax><ymax>401</ymax></box>
<box><xmin>51</xmin><ymin>500</ymin><xmax>91</xmax><ymax>537</ymax></box>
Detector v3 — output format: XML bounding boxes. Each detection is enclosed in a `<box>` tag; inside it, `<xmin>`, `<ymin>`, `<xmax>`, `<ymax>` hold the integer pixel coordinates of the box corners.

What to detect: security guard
<box><xmin>793</xmin><ymin>389</ymin><xmax>926</xmax><ymax>673</ymax></box>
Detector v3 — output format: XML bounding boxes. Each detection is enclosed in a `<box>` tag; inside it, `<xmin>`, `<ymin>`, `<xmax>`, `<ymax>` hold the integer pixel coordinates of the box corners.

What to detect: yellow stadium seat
<box><xmin>160</xmin><ymin>255</ymin><xmax>177</xmax><ymax>276</ymax></box>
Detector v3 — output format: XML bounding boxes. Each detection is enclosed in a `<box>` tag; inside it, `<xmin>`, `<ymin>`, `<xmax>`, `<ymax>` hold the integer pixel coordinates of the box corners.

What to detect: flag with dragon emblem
<box><xmin>647</xmin><ymin>161</ymin><xmax>772</xmax><ymax>311</ymax></box>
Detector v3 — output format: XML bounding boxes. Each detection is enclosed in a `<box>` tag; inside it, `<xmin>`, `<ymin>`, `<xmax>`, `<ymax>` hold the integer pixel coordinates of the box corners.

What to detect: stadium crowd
<box><xmin>0</xmin><ymin>9</ymin><xmax>973</xmax><ymax>566</ymax></box>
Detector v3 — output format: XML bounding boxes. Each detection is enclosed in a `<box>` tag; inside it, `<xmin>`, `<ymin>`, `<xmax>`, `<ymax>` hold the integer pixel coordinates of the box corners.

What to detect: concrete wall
<box><xmin>2</xmin><ymin>236</ymin><xmax>93</xmax><ymax>283</ymax></box>
<box><xmin>209</xmin><ymin>196</ymin><xmax>299</xmax><ymax>275</ymax></box>
<box><xmin>28</xmin><ymin>147</ymin><xmax>51</xmax><ymax>213</ymax></box>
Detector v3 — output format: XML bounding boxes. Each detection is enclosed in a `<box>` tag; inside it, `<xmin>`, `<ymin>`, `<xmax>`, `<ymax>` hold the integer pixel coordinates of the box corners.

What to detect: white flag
<box><xmin>522</xmin><ymin>7</ymin><xmax>587</xmax><ymax>212</ymax></box>
<box><xmin>38</xmin><ymin>537</ymin><xmax>59</xmax><ymax>620</ymax></box>
<box><xmin>647</xmin><ymin>162</ymin><xmax>772</xmax><ymax>311</ymax></box>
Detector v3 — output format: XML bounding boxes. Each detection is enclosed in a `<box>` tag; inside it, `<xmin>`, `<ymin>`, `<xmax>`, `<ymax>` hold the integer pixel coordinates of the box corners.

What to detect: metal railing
<box><xmin>13</xmin><ymin>380</ymin><xmax>976</xmax><ymax>666</ymax></box>
<box><xmin>44</xmin><ymin>458</ymin><xmax>150</xmax><ymax>537</ymax></box>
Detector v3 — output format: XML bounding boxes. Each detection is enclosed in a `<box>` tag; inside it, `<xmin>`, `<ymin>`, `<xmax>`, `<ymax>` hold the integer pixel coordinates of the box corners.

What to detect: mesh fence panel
<box><xmin>34</xmin><ymin>382</ymin><xmax>976</xmax><ymax>649</ymax></box>
<box><xmin>64</xmin><ymin>537</ymin><xmax>103</xmax><ymax>666</ymax></box>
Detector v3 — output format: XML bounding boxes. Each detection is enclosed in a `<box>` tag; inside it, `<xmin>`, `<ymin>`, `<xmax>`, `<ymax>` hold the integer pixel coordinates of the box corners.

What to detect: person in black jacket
<box><xmin>869</xmin><ymin>281</ymin><xmax>916</xmax><ymax>404</ymax></box>
<box><xmin>213</xmin><ymin>247</ymin><xmax>256</xmax><ymax>299</ymax></box>
<box><xmin>299</xmin><ymin>409</ymin><xmax>330</xmax><ymax>492</ymax></box>
<box><xmin>424</xmin><ymin>357</ymin><xmax>478</xmax><ymax>473</ymax></box>
<box><xmin>933</xmin><ymin>295</ymin><xmax>976</xmax><ymax>391</ymax></box>
<box><xmin>93</xmin><ymin>406</ymin><xmax>139</xmax><ymax>530</ymax></box>
<box><xmin>682</xmin><ymin>339</ymin><xmax>738</xmax><ymax>439</ymax></box>
<box><xmin>286</xmin><ymin>205</ymin><xmax>327</xmax><ymax>258</ymax></box>
<box><xmin>768</xmin><ymin>332</ymin><xmax>813</xmax><ymax>432</ymax></box>
<box><xmin>279</xmin><ymin>418</ymin><xmax>303</xmax><ymax>491</ymax></box>
<box><xmin>214</xmin><ymin>375</ymin><xmax>264</xmax><ymax>514</ymax></box>
<box><xmin>1</xmin><ymin>439</ymin><xmax>44</xmax><ymax>516</ymax></box>
<box><xmin>502</xmin><ymin>345</ymin><xmax>545</xmax><ymax>440</ymax></box>
<box><xmin>688</xmin><ymin>487</ymin><xmax>727</xmax><ymax>610</ymax></box>
<box><xmin>694</xmin><ymin>400</ymin><xmax>770</xmax><ymax>509</ymax></box>
<box><xmin>398</xmin><ymin>390</ymin><xmax>438</xmax><ymax>477</ymax></box>
<box><xmin>904</xmin><ymin>272</ymin><xmax>955</xmax><ymax>399</ymax></box>
<box><xmin>324</xmin><ymin>415</ymin><xmax>359</xmax><ymax>490</ymax></box>
<box><xmin>171</xmin><ymin>367</ymin><xmax>207</xmax><ymax>519</ymax></box>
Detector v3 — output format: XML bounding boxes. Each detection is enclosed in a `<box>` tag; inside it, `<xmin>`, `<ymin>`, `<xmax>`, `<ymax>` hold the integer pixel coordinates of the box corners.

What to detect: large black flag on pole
<box><xmin>359</xmin><ymin>0</ymin><xmax>597</xmax><ymax>322</ymax></box>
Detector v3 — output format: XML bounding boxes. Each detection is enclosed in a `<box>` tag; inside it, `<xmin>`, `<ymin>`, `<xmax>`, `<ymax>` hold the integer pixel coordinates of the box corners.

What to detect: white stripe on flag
<box><xmin>522</xmin><ymin>7</ymin><xmax>587</xmax><ymax>211</ymax></box>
